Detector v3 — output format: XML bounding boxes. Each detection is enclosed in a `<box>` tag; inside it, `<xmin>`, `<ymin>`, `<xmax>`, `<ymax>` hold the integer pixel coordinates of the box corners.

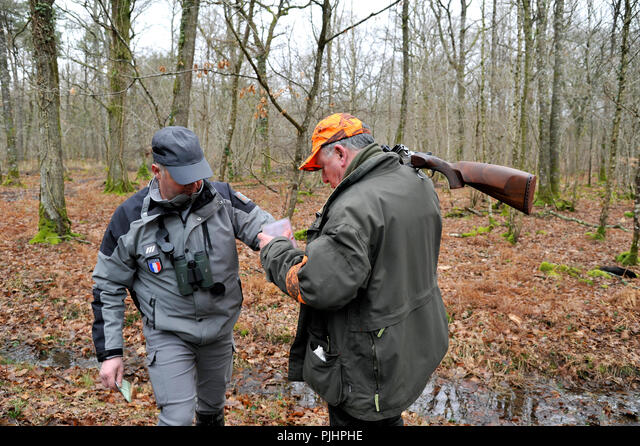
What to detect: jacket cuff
<box><xmin>96</xmin><ymin>348</ymin><xmax>124</xmax><ymax>362</ymax></box>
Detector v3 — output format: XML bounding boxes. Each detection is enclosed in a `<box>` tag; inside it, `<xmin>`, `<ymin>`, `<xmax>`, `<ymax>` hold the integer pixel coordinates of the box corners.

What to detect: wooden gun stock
<box><xmin>410</xmin><ymin>153</ymin><xmax>537</xmax><ymax>215</ymax></box>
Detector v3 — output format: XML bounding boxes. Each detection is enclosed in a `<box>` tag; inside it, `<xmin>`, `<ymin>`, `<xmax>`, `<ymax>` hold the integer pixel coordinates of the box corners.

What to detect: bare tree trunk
<box><xmin>105</xmin><ymin>0</ymin><xmax>133</xmax><ymax>194</ymax></box>
<box><xmin>489</xmin><ymin>0</ymin><xmax>498</xmax><ymax>121</ymax></box>
<box><xmin>227</xmin><ymin>0</ymin><xmax>335</xmax><ymax>220</ymax></box>
<box><xmin>431</xmin><ymin>0</ymin><xmax>471</xmax><ymax>161</ymax></box>
<box><xmin>0</xmin><ymin>17</ymin><xmax>19</xmax><ymax>185</ymax></box>
<box><xmin>627</xmin><ymin>163</ymin><xmax>640</xmax><ymax>265</ymax></box>
<box><xmin>455</xmin><ymin>0</ymin><xmax>467</xmax><ymax>160</ymax></box>
<box><xmin>3</xmin><ymin>11</ymin><xmax>24</xmax><ymax>162</ymax></box>
<box><xmin>246</xmin><ymin>1</ymin><xmax>290</xmax><ymax>178</ymax></box>
<box><xmin>507</xmin><ymin>0</ymin><xmax>533</xmax><ymax>244</ymax></box>
<box><xmin>219</xmin><ymin>0</ymin><xmax>253</xmax><ymax>181</ymax></box>
<box><xmin>598</xmin><ymin>0</ymin><xmax>633</xmax><ymax>238</ymax></box>
<box><xmin>479</xmin><ymin>0</ymin><xmax>487</xmax><ymax>163</ymax></box>
<box><xmin>284</xmin><ymin>0</ymin><xmax>332</xmax><ymax>220</ymax></box>
<box><xmin>511</xmin><ymin>2</ymin><xmax>523</xmax><ymax>167</ymax></box>
<box><xmin>517</xmin><ymin>0</ymin><xmax>533</xmax><ymax>170</ymax></box>
<box><xmin>169</xmin><ymin>0</ymin><xmax>200</xmax><ymax>127</ymax></box>
<box><xmin>394</xmin><ymin>0</ymin><xmax>409</xmax><ymax>144</ymax></box>
<box><xmin>536</xmin><ymin>0</ymin><xmax>551</xmax><ymax>202</ymax></box>
<box><xmin>548</xmin><ymin>0</ymin><xmax>565</xmax><ymax>197</ymax></box>
<box><xmin>29</xmin><ymin>0</ymin><xmax>72</xmax><ymax>243</ymax></box>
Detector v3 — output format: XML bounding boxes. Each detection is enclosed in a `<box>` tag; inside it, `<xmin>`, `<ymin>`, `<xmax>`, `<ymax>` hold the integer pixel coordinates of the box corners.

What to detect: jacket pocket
<box><xmin>144</xmin><ymin>348</ymin><xmax>169</xmax><ymax>406</ymax></box>
<box><xmin>302</xmin><ymin>335</ymin><xmax>345</xmax><ymax>406</ymax></box>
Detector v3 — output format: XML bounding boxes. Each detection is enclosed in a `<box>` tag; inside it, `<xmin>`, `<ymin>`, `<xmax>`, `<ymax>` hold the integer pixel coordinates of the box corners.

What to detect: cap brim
<box><xmin>299</xmin><ymin>148</ymin><xmax>322</xmax><ymax>171</ymax></box>
<box><xmin>166</xmin><ymin>157</ymin><xmax>213</xmax><ymax>185</ymax></box>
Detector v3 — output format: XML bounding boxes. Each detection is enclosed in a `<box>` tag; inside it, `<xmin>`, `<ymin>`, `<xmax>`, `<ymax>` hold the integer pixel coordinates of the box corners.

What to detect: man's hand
<box><xmin>257</xmin><ymin>232</ymin><xmax>275</xmax><ymax>250</ymax></box>
<box><xmin>99</xmin><ymin>357</ymin><xmax>124</xmax><ymax>390</ymax></box>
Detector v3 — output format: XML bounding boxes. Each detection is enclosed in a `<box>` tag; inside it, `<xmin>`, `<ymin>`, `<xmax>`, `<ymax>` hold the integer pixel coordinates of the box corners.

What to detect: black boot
<box><xmin>195</xmin><ymin>410</ymin><xmax>224</xmax><ymax>426</ymax></box>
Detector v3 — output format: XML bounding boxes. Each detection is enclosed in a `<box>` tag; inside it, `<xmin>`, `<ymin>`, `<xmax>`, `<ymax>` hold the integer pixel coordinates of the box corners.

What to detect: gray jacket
<box><xmin>91</xmin><ymin>179</ymin><xmax>274</xmax><ymax>361</ymax></box>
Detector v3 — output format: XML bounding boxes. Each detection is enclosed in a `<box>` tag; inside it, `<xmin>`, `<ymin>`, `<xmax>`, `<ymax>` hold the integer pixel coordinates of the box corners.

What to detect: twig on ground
<box><xmin>542</xmin><ymin>210</ymin><xmax>630</xmax><ymax>232</ymax></box>
<box><xmin>465</xmin><ymin>207</ymin><xmax>483</xmax><ymax>216</ymax></box>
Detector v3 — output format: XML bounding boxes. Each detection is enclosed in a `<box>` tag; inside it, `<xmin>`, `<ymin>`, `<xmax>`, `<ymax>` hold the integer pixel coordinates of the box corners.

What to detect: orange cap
<box><xmin>299</xmin><ymin>113</ymin><xmax>372</xmax><ymax>171</ymax></box>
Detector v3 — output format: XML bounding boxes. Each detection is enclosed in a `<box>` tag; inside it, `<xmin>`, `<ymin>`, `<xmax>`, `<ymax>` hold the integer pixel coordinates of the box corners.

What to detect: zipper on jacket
<box><xmin>150</xmin><ymin>298</ymin><xmax>156</xmax><ymax>329</ymax></box>
<box><xmin>369</xmin><ymin>332</ymin><xmax>381</xmax><ymax>412</ymax></box>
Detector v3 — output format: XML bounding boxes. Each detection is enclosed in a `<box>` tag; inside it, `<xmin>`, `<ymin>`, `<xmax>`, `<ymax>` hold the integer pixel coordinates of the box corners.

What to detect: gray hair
<box><xmin>321</xmin><ymin>132</ymin><xmax>375</xmax><ymax>156</ymax></box>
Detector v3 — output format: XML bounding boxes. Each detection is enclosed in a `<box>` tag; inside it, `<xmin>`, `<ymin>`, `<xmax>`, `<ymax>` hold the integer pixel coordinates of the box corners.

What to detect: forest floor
<box><xmin>0</xmin><ymin>164</ymin><xmax>639</xmax><ymax>426</ymax></box>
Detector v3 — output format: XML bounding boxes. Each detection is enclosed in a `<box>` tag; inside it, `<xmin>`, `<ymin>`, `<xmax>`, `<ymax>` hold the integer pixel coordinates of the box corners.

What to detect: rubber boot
<box><xmin>195</xmin><ymin>410</ymin><xmax>224</xmax><ymax>426</ymax></box>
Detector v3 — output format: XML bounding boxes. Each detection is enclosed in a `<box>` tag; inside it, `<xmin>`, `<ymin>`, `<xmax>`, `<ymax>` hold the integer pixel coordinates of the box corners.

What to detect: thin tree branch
<box><xmin>325</xmin><ymin>0</ymin><xmax>401</xmax><ymax>44</ymax></box>
<box><xmin>223</xmin><ymin>2</ymin><xmax>303</xmax><ymax>132</ymax></box>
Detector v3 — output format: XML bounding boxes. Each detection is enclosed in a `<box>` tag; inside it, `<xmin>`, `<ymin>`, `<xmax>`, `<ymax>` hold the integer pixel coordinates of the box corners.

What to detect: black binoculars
<box><xmin>174</xmin><ymin>251</ymin><xmax>225</xmax><ymax>296</ymax></box>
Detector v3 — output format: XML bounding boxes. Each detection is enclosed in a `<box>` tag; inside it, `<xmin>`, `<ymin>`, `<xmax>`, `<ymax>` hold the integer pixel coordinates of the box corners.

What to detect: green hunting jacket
<box><xmin>260</xmin><ymin>143</ymin><xmax>449</xmax><ymax>421</ymax></box>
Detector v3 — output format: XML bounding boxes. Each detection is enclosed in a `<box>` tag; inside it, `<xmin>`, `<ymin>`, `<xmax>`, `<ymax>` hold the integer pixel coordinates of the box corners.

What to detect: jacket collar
<box><xmin>320</xmin><ymin>143</ymin><xmax>401</xmax><ymax>215</ymax></box>
<box><xmin>141</xmin><ymin>179</ymin><xmax>217</xmax><ymax>221</ymax></box>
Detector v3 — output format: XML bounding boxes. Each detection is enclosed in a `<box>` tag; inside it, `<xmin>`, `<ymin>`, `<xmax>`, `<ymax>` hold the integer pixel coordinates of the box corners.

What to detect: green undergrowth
<box><xmin>294</xmin><ymin>229</ymin><xmax>307</xmax><ymax>241</ymax></box>
<box><xmin>616</xmin><ymin>250</ymin><xmax>638</xmax><ymax>266</ymax></box>
<box><xmin>539</xmin><ymin>261</ymin><xmax>614</xmax><ymax>286</ymax></box>
<box><xmin>460</xmin><ymin>216</ymin><xmax>499</xmax><ymax>238</ymax></box>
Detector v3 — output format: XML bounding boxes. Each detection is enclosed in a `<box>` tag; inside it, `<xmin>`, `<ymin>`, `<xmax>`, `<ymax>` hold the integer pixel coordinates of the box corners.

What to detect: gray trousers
<box><xmin>143</xmin><ymin>320</ymin><xmax>234</xmax><ymax>426</ymax></box>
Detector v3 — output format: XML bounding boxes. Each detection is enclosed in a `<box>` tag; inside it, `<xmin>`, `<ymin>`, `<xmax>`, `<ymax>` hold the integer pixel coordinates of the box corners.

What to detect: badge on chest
<box><xmin>147</xmin><ymin>258</ymin><xmax>163</xmax><ymax>274</ymax></box>
<box><xmin>143</xmin><ymin>243</ymin><xmax>162</xmax><ymax>273</ymax></box>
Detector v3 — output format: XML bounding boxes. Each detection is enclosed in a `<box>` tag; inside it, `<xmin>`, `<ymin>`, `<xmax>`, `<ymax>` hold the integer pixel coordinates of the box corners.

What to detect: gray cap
<box><xmin>151</xmin><ymin>126</ymin><xmax>213</xmax><ymax>185</ymax></box>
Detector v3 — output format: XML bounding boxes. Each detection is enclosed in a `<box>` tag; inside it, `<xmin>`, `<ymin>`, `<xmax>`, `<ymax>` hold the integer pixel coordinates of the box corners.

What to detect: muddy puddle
<box><xmin>231</xmin><ymin>367</ymin><xmax>640</xmax><ymax>426</ymax></box>
<box><xmin>1</xmin><ymin>344</ymin><xmax>99</xmax><ymax>369</ymax></box>
<box><xmin>2</xmin><ymin>344</ymin><xmax>638</xmax><ymax>426</ymax></box>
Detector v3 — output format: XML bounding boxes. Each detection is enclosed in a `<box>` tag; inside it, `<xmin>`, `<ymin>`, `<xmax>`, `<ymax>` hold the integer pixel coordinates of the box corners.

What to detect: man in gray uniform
<box><xmin>91</xmin><ymin>126</ymin><xmax>274</xmax><ymax>425</ymax></box>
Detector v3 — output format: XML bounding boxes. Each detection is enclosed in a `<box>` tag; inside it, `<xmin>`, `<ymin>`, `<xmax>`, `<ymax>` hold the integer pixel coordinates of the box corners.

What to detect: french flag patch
<box><xmin>147</xmin><ymin>258</ymin><xmax>162</xmax><ymax>274</ymax></box>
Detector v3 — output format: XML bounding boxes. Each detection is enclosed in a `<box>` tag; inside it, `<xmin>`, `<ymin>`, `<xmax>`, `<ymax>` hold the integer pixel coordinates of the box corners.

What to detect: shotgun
<box><xmin>382</xmin><ymin>144</ymin><xmax>537</xmax><ymax>215</ymax></box>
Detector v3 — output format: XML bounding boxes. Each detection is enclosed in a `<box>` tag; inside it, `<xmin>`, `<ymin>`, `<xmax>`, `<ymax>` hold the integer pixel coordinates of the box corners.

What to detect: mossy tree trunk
<box><xmin>256</xmin><ymin>52</ymin><xmax>271</xmax><ymax>176</ymax></box>
<box><xmin>105</xmin><ymin>0</ymin><xmax>134</xmax><ymax>194</ymax></box>
<box><xmin>620</xmin><ymin>163</ymin><xmax>640</xmax><ymax>265</ymax></box>
<box><xmin>597</xmin><ymin>0</ymin><xmax>632</xmax><ymax>239</ymax></box>
<box><xmin>0</xmin><ymin>17</ymin><xmax>19</xmax><ymax>186</ymax></box>
<box><xmin>168</xmin><ymin>0</ymin><xmax>200</xmax><ymax>127</ymax></box>
<box><xmin>29</xmin><ymin>0</ymin><xmax>72</xmax><ymax>244</ymax></box>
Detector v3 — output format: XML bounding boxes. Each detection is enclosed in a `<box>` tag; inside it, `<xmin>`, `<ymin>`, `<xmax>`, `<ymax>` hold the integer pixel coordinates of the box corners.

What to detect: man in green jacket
<box><xmin>258</xmin><ymin>113</ymin><xmax>449</xmax><ymax>426</ymax></box>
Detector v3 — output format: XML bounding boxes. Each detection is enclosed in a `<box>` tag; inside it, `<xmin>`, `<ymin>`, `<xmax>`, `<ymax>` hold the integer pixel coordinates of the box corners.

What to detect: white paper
<box><xmin>262</xmin><ymin>218</ymin><xmax>297</xmax><ymax>247</ymax></box>
<box><xmin>313</xmin><ymin>345</ymin><xmax>327</xmax><ymax>362</ymax></box>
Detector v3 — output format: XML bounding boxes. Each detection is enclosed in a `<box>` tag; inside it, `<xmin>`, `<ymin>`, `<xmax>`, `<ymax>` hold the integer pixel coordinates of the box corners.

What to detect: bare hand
<box><xmin>258</xmin><ymin>232</ymin><xmax>275</xmax><ymax>250</ymax></box>
<box><xmin>99</xmin><ymin>357</ymin><xmax>124</xmax><ymax>390</ymax></box>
